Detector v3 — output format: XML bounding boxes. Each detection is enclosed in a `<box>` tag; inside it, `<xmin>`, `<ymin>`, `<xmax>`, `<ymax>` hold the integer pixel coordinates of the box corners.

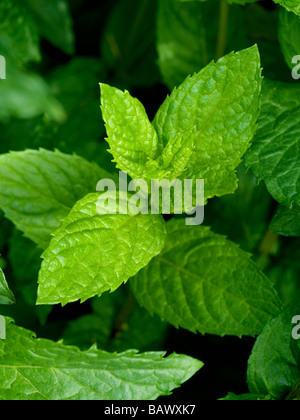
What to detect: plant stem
<box><xmin>215</xmin><ymin>1</ymin><xmax>229</xmax><ymax>61</ymax></box>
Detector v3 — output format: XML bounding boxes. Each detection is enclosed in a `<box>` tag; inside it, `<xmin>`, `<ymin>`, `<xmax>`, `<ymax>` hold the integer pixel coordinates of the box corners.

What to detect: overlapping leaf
<box><xmin>0</xmin><ymin>268</ymin><xmax>15</xmax><ymax>306</ymax></box>
<box><xmin>0</xmin><ymin>149</ymin><xmax>111</xmax><ymax>249</ymax></box>
<box><xmin>131</xmin><ymin>219</ymin><xmax>281</xmax><ymax>337</ymax></box>
<box><xmin>245</xmin><ymin>79</ymin><xmax>300</xmax><ymax>208</ymax></box>
<box><xmin>157</xmin><ymin>0</ymin><xmax>247</xmax><ymax>90</ymax></box>
<box><xmin>153</xmin><ymin>46</ymin><xmax>262</xmax><ymax>201</ymax></box>
<box><xmin>279</xmin><ymin>9</ymin><xmax>300</xmax><ymax>70</ymax></box>
<box><xmin>37</xmin><ymin>193</ymin><xmax>166</xmax><ymax>305</ymax></box>
<box><xmin>247</xmin><ymin>301</ymin><xmax>300</xmax><ymax>400</ymax></box>
<box><xmin>0</xmin><ymin>319</ymin><xmax>203</xmax><ymax>400</ymax></box>
<box><xmin>270</xmin><ymin>205</ymin><xmax>300</xmax><ymax>237</ymax></box>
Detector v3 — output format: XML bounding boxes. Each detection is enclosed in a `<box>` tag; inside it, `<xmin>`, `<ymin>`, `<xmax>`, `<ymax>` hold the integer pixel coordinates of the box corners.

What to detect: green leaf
<box><xmin>247</xmin><ymin>300</ymin><xmax>300</xmax><ymax>400</ymax></box>
<box><xmin>273</xmin><ymin>0</ymin><xmax>300</xmax><ymax>16</ymax></box>
<box><xmin>24</xmin><ymin>0</ymin><xmax>75</xmax><ymax>54</ymax></box>
<box><xmin>270</xmin><ymin>205</ymin><xmax>300</xmax><ymax>237</ymax></box>
<box><xmin>157</xmin><ymin>0</ymin><xmax>247</xmax><ymax>90</ymax></box>
<box><xmin>0</xmin><ymin>149</ymin><xmax>110</xmax><ymax>249</ymax></box>
<box><xmin>100</xmin><ymin>83</ymin><xmax>163</xmax><ymax>178</ymax></box>
<box><xmin>37</xmin><ymin>193</ymin><xmax>166</xmax><ymax>305</ymax></box>
<box><xmin>0</xmin><ymin>53</ymin><xmax>65</xmax><ymax>122</ymax></box>
<box><xmin>131</xmin><ymin>218</ymin><xmax>281</xmax><ymax>337</ymax></box>
<box><xmin>153</xmin><ymin>46</ymin><xmax>262</xmax><ymax>201</ymax></box>
<box><xmin>144</xmin><ymin>128</ymin><xmax>196</xmax><ymax>180</ymax></box>
<box><xmin>0</xmin><ymin>0</ymin><xmax>40</xmax><ymax>64</ymax></box>
<box><xmin>245</xmin><ymin>79</ymin><xmax>300</xmax><ymax>208</ymax></box>
<box><xmin>0</xmin><ymin>268</ymin><xmax>15</xmax><ymax>306</ymax></box>
<box><xmin>279</xmin><ymin>9</ymin><xmax>300</xmax><ymax>70</ymax></box>
<box><xmin>0</xmin><ymin>318</ymin><xmax>203</xmax><ymax>400</ymax></box>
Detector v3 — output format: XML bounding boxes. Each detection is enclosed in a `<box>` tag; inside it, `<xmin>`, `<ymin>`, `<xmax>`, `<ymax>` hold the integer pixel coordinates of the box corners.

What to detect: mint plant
<box><xmin>0</xmin><ymin>0</ymin><xmax>300</xmax><ymax>401</ymax></box>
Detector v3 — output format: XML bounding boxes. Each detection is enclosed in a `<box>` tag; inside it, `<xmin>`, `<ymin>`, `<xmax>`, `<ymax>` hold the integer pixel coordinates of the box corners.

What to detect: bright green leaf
<box><xmin>274</xmin><ymin>0</ymin><xmax>300</xmax><ymax>16</ymax></box>
<box><xmin>0</xmin><ymin>149</ymin><xmax>110</xmax><ymax>249</ymax></box>
<box><xmin>0</xmin><ymin>318</ymin><xmax>203</xmax><ymax>400</ymax></box>
<box><xmin>131</xmin><ymin>218</ymin><xmax>281</xmax><ymax>337</ymax></box>
<box><xmin>37</xmin><ymin>193</ymin><xmax>166</xmax><ymax>305</ymax></box>
<box><xmin>153</xmin><ymin>46</ymin><xmax>262</xmax><ymax>201</ymax></box>
<box><xmin>100</xmin><ymin>83</ymin><xmax>163</xmax><ymax>178</ymax></box>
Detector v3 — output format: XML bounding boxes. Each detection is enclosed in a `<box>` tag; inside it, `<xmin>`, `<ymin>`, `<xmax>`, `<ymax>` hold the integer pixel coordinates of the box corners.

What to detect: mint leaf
<box><xmin>245</xmin><ymin>79</ymin><xmax>300</xmax><ymax>208</ymax></box>
<box><xmin>24</xmin><ymin>0</ymin><xmax>75</xmax><ymax>55</ymax></box>
<box><xmin>100</xmin><ymin>83</ymin><xmax>163</xmax><ymax>178</ymax></box>
<box><xmin>37</xmin><ymin>193</ymin><xmax>166</xmax><ymax>305</ymax></box>
<box><xmin>153</xmin><ymin>46</ymin><xmax>262</xmax><ymax>201</ymax></box>
<box><xmin>274</xmin><ymin>0</ymin><xmax>300</xmax><ymax>16</ymax></box>
<box><xmin>157</xmin><ymin>0</ymin><xmax>247</xmax><ymax>90</ymax></box>
<box><xmin>144</xmin><ymin>128</ymin><xmax>196</xmax><ymax>180</ymax></box>
<box><xmin>0</xmin><ymin>319</ymin><xmax>203</xmax><ymax>400</ymax></box>
<box><xmin>270</xmin><ymin>205</ymin><xmax>300</xmax><ymax>237</ymax></box>
<box><xmin>0</xmin><ymin>149</ymin><xmax>110</xmax><ymax>249</ymax></box>
<box><xmin>0</xmin><ymin>268</ymin><xmax>15</xmax><ymax>306</ymax></box>
<box><xmin>247</xmin><ymin>301</ymin><xmax>300</xmax><ymax>400</ymax></box>
<box><xmin>0</xmin><ymin>52</ymin><xmax>65</xmax><ymax>122</ymax></box>
<box><xmin>131</xmin><ymin>218</ymin><xmax>281</xmax><ymax>337</ymax></box>
<box><xmin>0</xmin><ymin>0</ymin><xmax>40</xmax><ymax>64</ymax></box>
<box><xmin>279</xmin><ymin>9</ymin><xmax>300</xmax><ymax>70</ymax></box>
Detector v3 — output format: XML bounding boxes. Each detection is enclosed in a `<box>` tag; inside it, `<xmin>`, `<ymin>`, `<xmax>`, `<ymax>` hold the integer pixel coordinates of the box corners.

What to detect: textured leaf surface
<box><xmin>100</xmin><ymin>83</ymin><xmax>163</xmax><ymax>178</ymax></box>
<box><xmin>0</xmin><ymin>319</ymin><xmax>203</xmax><ymax>400</ymax></box>
<box><xmin>270</xmin><ymin>205</ymin><xmax>300</xmax><ymax>237</ymax></box>
<box><xmin>153</xmin><ymin>46</ymin><xmax>262</xmax><ymax>201</ymax></box>
<box><xmin>38</xmin><ymin>193</ymin><xmax>166</xmax><ymax>305</ymax></box>
<box><xmin>245</xmin><ymin>79</ymin><xmax>300</xmax><ymax>208</ymax></box>
<box><xmin>247</xmin><ymin>301</ymin><xmax>300</xmax><ymax>400</ymax></box>
<box><xmin>274</xmin><ymin>0</ymin><xmax>300</xmax><ymax>16</ymax></box>
<box><xmin>25</xmin><ymin>0</ymin><xmax>75</xmax><ymax>54</ymax></box>
<box><xmin>279</xmin><ymin>9</ymin><xmax>300</xmax><ymax>69</ymax></box>
<box><xmin>0</xmin><ymin>269</ymin><xmax>15</xmax><ymax>306</ymax></box>
<box><xmin>0</xmin><ymin>150</ymin><xmax>110</xmax><ymax>249</ymax></box>
<box><xmin>131</xmin><ymin>219</ymin><xmax>281</xmax><ymax>337</ymax></box>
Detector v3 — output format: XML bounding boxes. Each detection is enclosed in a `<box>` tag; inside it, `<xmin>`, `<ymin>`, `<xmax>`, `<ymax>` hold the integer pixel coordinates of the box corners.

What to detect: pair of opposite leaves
<box><xmin>0</xmin><ymin>46</ymin><xmax>281</xmax><ymax>337</ymax></box>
